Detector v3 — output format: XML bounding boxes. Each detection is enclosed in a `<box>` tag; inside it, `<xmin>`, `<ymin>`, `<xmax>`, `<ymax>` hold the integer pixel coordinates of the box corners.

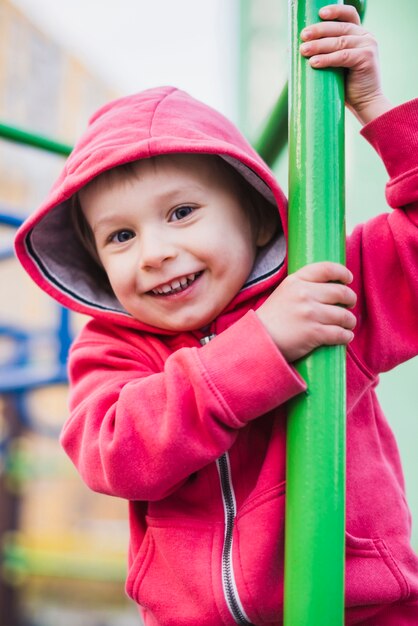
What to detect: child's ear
<box><xmin>255</xmin><ymin>202</ymin><xmax>281</xmax><ymax>247</ymax></box>
<box><xmin>256</xmin><ymin>222</ymin><xmax>273</xmax><ymax>247</ymax></box>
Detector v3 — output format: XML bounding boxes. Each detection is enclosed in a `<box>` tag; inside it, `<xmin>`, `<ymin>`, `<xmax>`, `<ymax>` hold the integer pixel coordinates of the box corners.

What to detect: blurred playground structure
<box><xmin>0</xmin><ymin>0</ymin><xmax>417</xmax><ymax>624</ymax></box>
<box><xmin>0</xmin><ymin>2</ymin><xmax>138</xmax><ymax>624</ymax></box>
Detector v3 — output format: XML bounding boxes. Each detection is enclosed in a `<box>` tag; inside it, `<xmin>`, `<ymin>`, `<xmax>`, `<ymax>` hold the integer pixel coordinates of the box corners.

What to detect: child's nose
<box><xmin>139</xmin><ymin>231</ymin><xmax>178</xmax><ymax>270</ymax></box>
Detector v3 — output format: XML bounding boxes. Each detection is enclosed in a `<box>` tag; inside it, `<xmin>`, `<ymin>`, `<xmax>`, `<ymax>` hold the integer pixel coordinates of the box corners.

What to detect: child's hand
<box><xmin>299</xmin><ymin>3</ymin><xmax>392</xmax><ymax>124</ymax></box>
<box><xmin>256</xmin><ymin>262</ymin><xmax>357</xmax><ymax>363</ymax></box>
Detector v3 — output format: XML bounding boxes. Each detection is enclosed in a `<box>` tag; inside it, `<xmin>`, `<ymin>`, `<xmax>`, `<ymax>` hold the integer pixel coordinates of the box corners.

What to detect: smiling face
<box><xmin>79</xmin><ymin>154</ymin><xmax>264</xmax><ymax>332</ymax></box>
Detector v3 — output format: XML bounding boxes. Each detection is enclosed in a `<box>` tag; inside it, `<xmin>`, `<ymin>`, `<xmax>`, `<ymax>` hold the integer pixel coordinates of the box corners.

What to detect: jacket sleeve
<box><xmin>61</xmin><ymin>310</ymin><xmax>306</xmax><ymax>501</ymax></box>
<box><xmin>347</xmin><ymin>98</ymin><xmax>418</xmax><ymax>375</ymax></box>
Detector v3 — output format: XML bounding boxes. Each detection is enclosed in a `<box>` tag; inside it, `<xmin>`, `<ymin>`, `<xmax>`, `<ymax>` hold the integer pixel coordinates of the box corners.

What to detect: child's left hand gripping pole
<box><xmin>283</xmin><ymin>1</ymin><xmax>357</xmax><ymax>624</ymax></box>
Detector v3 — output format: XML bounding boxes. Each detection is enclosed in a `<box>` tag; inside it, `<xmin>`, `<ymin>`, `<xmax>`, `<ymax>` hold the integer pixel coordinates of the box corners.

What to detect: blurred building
<box><xmin>0</xmin><ymin>0</ymin><xmax>117</xmax><ymax>209</ymax></box>
<box><xmin>0</xmin><ymin>1</ymin><xmax>138</xmax><ymax>624</ymax></box>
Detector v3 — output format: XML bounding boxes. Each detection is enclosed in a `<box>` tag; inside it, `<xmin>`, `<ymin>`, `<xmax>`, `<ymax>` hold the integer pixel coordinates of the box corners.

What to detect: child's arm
<box><xmin>299</xmin><ymin>3</ymin><xmax>392</xmax><ymax>124</ymax></box>
<box><xmin>256</xmin><ymin>4</ymin><xmax>375</xmax><ymax>363</ymax></box>
<box><xmin>298</xmin><ymin>4</ymin><xmax>418</xmax><ymax>372</ymax></box>
<box><xmin>62</xmin><ymin>312</ymin><xmax>307</xmax><ymax>501</ymax></box>
<box><xmin>347</xmin><ymin>100</ymin><xmax>418</xmax><ymax>374</ymax></box>
<box><xmin>257</xmin><ymin>5</ymin><xmax>418</xmax><ymax>368</ymax></box>
<box><xmin>295</xmin><ymin>5</ymin><xmax>418</xmax><ymax>371</ymax></box>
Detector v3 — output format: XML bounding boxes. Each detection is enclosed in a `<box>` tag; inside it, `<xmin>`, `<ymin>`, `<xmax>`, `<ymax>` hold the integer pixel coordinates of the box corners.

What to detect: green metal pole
<box><xmin>254</xmin><ymin>82</ymin><xmax>288</xmax><ymax>166</ymax></box>
<box><xmin>284</xmin><ymin>0</ymin><xmax>346</xmax><ymax>624</ymax></box>
<box><xmin>253</xmin><ymin>1</ymin><xmax>365</xmax><ymax>169</ymax></box>
<box><xmin>0</xmin><ymin>122</ymin><xmax>72</xmax><ymax>156</ymax></box>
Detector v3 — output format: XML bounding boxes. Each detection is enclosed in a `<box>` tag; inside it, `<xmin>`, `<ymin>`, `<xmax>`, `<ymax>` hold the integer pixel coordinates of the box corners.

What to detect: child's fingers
<box><xmin>299</xmin><ymin>8</ymin><xmax>382</xmax><ymax>119</ymax></box>
<box><xmin>301</xmin><ymin>21</ymin><xmax>367</xmax><ymax>43</ymax></box>
<box><xmin>314</xmin><ymin>282</ymin><xmax>357</xmax><ymax>309</ymax></box>
<box><xmin>306</xmin><ymin>45</ymin><xmax>376</xmax><ymax>70</ymax></box>
<box><xmin>318</xmin><ymin>3</ymin><xmax>361</xmax><ymax>26</ymax></box>
<box><xmin>295</xmin><ymin>261</ymin><xmax>353</xmax><ymax>285</ymax></box>
<box><xmin>317</xmin><ymin>301</ymin><xmax>357</xmax><ymax>329</ymax></box>
<box><xmin>314</xmin><ymin>324</ymin><xmax>355</xmax><ymax>347</ymax></box>
<box><xmin>300</xmin><ymin>34</ymin><xmax>372</xmax><ymax>59</ymax></box>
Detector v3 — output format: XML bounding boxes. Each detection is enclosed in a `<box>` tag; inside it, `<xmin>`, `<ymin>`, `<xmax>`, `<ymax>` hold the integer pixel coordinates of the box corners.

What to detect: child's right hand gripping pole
<box><xmin>283</xmin><ymin>0</ymin><xmax>362</xmax><ymax>624</ymax></box>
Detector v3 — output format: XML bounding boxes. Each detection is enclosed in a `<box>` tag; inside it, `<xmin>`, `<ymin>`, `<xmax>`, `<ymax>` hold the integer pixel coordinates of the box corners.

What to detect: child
<box><xmin>14</xmin><ymin>4</ymin><xmax>418</xmax><ymax>625</ymax></box>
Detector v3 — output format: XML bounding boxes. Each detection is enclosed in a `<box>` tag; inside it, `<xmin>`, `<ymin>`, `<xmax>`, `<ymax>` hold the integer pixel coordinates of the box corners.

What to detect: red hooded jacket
<box><xmin>14</xmin><ymin>87</ymin><xmax>418</xmax><ymax>625</ymax></box>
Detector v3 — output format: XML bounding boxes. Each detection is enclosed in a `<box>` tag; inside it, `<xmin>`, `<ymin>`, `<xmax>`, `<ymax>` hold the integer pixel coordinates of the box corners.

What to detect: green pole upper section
<box><xmin>0</xmin><ymin>122</ymin><xmax>72</xmax><ymax>156</ymax></box>
<box><xmin>283</xmin><ymin>0</ymin><xmax>347</xmax><ymax>624</ymax></box>
<box><xmin>253</xmin><ymin>0</ymin><xmax>366</xmax><ymax>169</ymax></box>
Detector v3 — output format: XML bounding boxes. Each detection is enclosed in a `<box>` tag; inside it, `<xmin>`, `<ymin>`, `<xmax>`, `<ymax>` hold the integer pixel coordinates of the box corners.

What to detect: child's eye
<box><xmin>170</xmin><ymin>206</ymin><xmax>194</xmax><ymax>222</ymax></box>
<box><xmin>109</xmin><ymin>229</ymin><xmax>135</xmax><ymax>243</ymax></box>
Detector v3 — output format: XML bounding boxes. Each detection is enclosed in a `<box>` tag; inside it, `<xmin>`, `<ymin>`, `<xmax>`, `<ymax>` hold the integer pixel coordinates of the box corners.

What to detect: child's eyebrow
<box><xmin>152</xmin><ymin>184</ymin><xmax>205</xmax><ymax>203</ymax></box>
<box><xmin>92</xmin><ymin>216</ymin><xmax>123</xmax><ymax>233</ymax></box>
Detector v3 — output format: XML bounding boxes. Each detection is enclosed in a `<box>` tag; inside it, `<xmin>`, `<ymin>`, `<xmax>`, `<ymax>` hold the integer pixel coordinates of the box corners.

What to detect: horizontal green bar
<box><xmin>0</xmin><ymin>122</ymin><xmax>72</xmax><ymax>156</ymax></box>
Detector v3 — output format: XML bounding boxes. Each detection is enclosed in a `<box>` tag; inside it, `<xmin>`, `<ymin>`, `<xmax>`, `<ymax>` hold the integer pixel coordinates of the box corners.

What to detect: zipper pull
<box><xmin>199</xmin><ymin>333</ymin><xmax>216</xmax><ymax>346</ymax></box>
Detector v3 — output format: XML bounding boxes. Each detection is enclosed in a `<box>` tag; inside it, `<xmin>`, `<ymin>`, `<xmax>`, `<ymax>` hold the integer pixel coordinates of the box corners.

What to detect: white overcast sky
<box><xmin>10</xmin><ymin>0</ymin><xmax>239</xmax><ymax>120</ymax></box>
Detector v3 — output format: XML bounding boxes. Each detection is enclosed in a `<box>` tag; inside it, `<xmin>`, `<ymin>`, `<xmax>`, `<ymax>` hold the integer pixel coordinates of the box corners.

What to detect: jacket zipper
<box><xmin>217</xmin><ymin>453</ymin><xmax>253</xmax><ymax>626</ymax></box>
<box><xmin>200</xmin><ymin>333</ymin><xmax>253</xmax><ymax>625</ymax></box>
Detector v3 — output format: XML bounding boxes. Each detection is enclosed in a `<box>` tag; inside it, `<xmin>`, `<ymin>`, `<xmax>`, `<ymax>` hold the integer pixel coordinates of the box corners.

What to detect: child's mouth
<box><xmin>149</xmin><ymin>271</ymin><xmax>203</xmax><ymax>296</ymax></box>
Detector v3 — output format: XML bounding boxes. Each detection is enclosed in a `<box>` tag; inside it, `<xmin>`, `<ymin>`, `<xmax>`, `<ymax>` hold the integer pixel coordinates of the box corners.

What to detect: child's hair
<box><xmin>70</xmin><ymin>154</ymin><xmax>280</xmax><ymax>293</ymax></box>
<box><xmin>70</xmin><ymin>193</ymin><xmax>114</xmax><ymax>295</ymax></box>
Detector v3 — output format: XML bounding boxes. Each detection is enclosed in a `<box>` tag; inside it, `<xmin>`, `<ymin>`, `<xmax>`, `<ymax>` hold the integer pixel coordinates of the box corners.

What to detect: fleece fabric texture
<box><xmin>14</xmin><ymin>88</ymin><xmax>418</xmax><ymax>625</ymax></box>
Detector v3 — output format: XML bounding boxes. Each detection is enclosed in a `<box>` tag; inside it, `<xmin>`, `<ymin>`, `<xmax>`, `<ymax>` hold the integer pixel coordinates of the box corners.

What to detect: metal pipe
<box><xmin>284</xmin><ymin>0</ymin><xmax>346</xmax><ymax>624</ymax></box>
<box><xmin>253</xmin><ymin>5</ymin><xmax>364</xmax><ymax>168</ymax></box>
<box><xmin>254</xmin><ymin>82</ymin><xmax>288</xmax><ymax>166</ymax></box>
<box><xmin>0</xmin><ymin>122</ymin><xmax>72</xmax><ymax>156</ymax></box>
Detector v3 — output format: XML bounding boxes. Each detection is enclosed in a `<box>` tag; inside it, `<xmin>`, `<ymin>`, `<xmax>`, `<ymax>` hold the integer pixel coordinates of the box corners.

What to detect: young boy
<box><xmin>14</xmin><ymin>5</ymin><xmax>418</xmax><ymax>625</ymax></box>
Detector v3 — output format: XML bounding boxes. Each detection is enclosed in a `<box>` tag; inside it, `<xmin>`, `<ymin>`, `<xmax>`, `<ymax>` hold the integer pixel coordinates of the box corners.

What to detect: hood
<box><xmin>14</xmin><ymin>86</ymin><xmax>288</xmax><ymax>333</ymax></box>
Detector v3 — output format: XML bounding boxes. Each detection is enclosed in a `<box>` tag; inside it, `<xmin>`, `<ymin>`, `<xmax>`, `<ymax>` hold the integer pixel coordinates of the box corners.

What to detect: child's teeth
<box><xmin>151</xmin><ymin>272</ymin><xmax>201</xmax><ymax>295</ymax></box>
